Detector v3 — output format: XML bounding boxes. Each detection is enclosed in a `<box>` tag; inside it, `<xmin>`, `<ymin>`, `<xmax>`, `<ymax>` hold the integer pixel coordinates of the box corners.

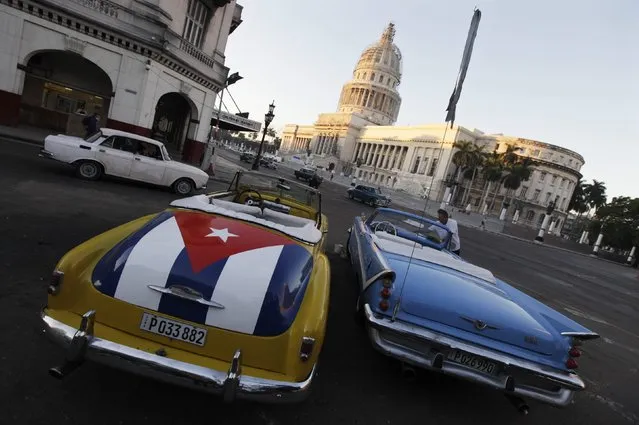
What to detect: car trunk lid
<box><xmin>87</xmin><ymin>210</ymin><xmax>315</xmax><ymax>369</ymax></box>
<box><xmin>388</xmin><ymin>256</ymin><xmax>556</xmax><ymax>355</ymax></box>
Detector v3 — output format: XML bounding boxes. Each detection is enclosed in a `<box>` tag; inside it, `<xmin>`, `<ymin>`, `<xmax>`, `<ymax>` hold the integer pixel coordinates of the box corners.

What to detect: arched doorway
<box><xmin>151</xmin><ymin>92</ymin><xmax>198</xmax><ymax>154</ymax></box>
<box><xmin>20</xmin><ymin>50</ymin><xmax>113</xmax><ymax>134</ymax></box>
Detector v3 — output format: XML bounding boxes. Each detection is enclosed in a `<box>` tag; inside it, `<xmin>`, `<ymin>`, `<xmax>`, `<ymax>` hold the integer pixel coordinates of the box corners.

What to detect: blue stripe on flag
<box><xmin>253</xmin><ymin>244</ymin><xmax>314</xmax><ymax>337</ymax></box>
<box><xmin>156</xmin><ymin>250</ymin><xmax>228</xmax><ymax>325</ymax></box>
<box><xmin>92</xmin><ymin>211</ymin><xmax>175</xmax><ymax>297</ymax></box>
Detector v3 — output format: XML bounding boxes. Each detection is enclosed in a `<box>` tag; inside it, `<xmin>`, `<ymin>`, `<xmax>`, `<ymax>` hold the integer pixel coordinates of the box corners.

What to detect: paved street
<box><xmin>1</xmin><ymin>138</ymin><xmax>638</xmax><ymax>425</ymax></box>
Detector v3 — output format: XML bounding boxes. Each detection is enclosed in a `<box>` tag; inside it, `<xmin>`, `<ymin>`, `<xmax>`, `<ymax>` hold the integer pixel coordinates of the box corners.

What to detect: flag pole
<box><xmin>423</xmin><ymin>8</ymin><xmax>482</xmax><ymax>213</ymax></box>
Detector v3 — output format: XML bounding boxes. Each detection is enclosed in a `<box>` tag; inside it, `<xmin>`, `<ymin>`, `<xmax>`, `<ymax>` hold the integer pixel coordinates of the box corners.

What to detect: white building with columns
<box><xmin>280</xmin><ymin>23</ymin><xmax>585</xmax><ymax>230</ymax></box>
<box><xmin>0</xmin><ymin>0</ymin><xmax>259</xmax><ymax>164</ymax></box>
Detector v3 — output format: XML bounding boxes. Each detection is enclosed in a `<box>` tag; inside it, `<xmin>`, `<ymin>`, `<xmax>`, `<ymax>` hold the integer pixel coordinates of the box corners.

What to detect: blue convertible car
<box><xmin>346</xmin><ymin>208</ymin><xmax>599</xmax><ymax>413</ymax></box>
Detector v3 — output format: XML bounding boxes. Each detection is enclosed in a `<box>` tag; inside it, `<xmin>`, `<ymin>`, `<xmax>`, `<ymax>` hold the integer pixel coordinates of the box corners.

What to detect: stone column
<box><xmin>591</xmin><ymin>232</ymin><xmax>604</xmax><ymax>256</ymax></box>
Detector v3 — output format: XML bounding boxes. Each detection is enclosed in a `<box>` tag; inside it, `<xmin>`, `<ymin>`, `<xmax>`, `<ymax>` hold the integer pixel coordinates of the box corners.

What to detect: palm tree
<box><xmin>584</xmin><ymin>179</ymin><xmax>607</xmax><ymax>215</ymax></box>
<box><xmin>460</xmin><ymin>144</ymin><xmax>487</xmax><ymax>207</ymax></box>
<box><xmin>266</xmin><ymin>128</ymin><xmax>277</xmax><ymax>139</ymax></box>
<box><xmin>479</xmin><ymin>152</ymin><xmax>504</xmax><ymax>212</ymax></box>
<box><xmin>568</xmin><ymin>178</ymin><xmax>588</xmax><ymax>213</ymax></box>
<box><xmin>450</xmin><ymin>140</ymin><xmax>477</xmax><ymax>205</ymax></box>
<box><xmin>501</xmin><ymin>157</ymin><xmax>534</xmax><ymax>206</ymax></box>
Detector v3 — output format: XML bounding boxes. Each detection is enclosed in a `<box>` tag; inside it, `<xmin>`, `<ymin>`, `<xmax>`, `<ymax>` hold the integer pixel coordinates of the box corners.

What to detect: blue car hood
<box><xmin>388</xmin><ymin>256</ymin><xmax>556</xmax><ymax>355</ymax></box>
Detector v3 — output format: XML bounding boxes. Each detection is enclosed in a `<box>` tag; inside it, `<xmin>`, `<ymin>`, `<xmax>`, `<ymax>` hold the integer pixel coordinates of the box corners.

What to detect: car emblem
<box><xmin>460</xmin><ymin>316</ymin><xmax>498</xmax><ymax>331</ymax></box>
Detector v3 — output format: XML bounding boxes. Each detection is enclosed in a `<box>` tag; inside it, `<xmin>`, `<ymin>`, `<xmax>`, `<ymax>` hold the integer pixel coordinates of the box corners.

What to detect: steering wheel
<box><xmin>237</xmin><ymin>189</ymin><xmax>264</xmax><ymax>212</ymax></box>
<box><xmin>373</xmin><ymin>221</ymin><xmax>398</xmax><ymax>236</ymax></box>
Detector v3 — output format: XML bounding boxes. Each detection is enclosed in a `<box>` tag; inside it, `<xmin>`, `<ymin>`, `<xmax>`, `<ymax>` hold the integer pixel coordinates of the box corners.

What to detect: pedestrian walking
<box><xmin>82</xmin><ymin>113</ymin><xmax>100</xmax><ymax>138</ymax></box>
<box><xmin>429</xmin><ymin>209</ymin><xmax>461</xmax><ymax>256</ymax></box>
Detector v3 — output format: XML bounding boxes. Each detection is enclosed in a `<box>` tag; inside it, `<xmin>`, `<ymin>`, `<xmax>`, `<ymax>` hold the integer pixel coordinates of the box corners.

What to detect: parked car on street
<box><xmin>41</xmin><ymin>171</ymin><xmax>330</xmax><ymax>403</ymax></box>
<box><xmin>347</xmin><ymin>184</ymin><xmax>391</xmax><ymax>207</ymax></box>
<box><xmin>240</xmin><ymin>152</ymin><xmax>256</xmax><ymax>163</ymax></box>
<box><xmin>346</xmin><ymin>207</ymin><xmax>600</xmax><ymax>413</ymax></box>
<box><xmin>39</xmin><ymin>128</ymin><xmax>209</xmax><ymax>195</ymax></box>
<box><xmin>260</xmin><ymin>157</ymin><xmax>278</xmax><ymax>169</ymax></box>
<box><xmin>294</xmin><ymin>167</ymin><xmax>323</xmax><ymax>186</ymax></box>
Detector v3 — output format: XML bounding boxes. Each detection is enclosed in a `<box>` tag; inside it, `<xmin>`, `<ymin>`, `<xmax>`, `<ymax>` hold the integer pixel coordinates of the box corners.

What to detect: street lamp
<box><xmin>251</xmin><ymin>101</ymin><xmax>276</xmax><ymax>170</ymax></box>
<box><xmin>201</xmin><ymin>71</ymin><xmax>243</xmax><ymax>173</ymax></box>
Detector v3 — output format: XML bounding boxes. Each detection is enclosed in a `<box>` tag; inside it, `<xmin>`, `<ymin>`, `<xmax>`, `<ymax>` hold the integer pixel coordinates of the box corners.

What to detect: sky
<box><xmin>223</xmin><ymin>0</ymin><xmax>639</xmax><ymax>200</ymax></box>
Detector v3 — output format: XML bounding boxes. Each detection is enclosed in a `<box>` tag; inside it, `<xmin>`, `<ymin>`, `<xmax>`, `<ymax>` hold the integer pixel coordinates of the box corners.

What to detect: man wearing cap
<box><xmin>429</xmin><ymin>209</ymin><xmax>461</xmax><ymax>256</ymax></box>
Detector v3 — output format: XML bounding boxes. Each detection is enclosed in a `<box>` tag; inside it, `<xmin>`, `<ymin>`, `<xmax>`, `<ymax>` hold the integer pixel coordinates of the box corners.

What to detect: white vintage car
<box><xmin>39</xmin><ymin>128</ymin><xmax>209</xmax><ymax>195</ymax></box>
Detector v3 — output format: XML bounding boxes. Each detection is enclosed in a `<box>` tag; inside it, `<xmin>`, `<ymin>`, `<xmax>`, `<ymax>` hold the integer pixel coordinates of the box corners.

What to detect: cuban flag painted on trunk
<box><xmin>92</xmin><ymin>210</ymin><xmax>314</xmax><ymax>337</ymax></box>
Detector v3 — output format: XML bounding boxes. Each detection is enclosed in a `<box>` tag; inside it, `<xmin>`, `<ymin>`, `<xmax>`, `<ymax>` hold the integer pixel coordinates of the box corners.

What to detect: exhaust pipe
<box><xmin>400</xmin><ymin>362</ymin><xmax>417</xmax><ymax>381</ymax></box>
<box><xmin>505</xmin><ymin>394</ymin><xmax>530</xmax><ymax>415</ymax></box>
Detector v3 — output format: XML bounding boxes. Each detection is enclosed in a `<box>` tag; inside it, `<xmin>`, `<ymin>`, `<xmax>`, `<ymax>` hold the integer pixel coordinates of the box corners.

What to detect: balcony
<box><xmin>163</xmin><ymin>31</ymin><xmax>229</xmax><ymax>88</ymax></box>
<box><xmin>229</xmin><ymin>3</ymin><xmax>243</xmax><ymax>34</ymax></box>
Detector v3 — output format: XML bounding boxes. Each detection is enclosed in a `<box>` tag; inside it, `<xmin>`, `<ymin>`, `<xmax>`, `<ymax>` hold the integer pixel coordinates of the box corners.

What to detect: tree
<box><xmin>589</xmin><ymin>196</ymin><xmax>639</xmax><ymax>251</ymax></box>
<box><xmin>479</xmin><ymin>152</ymin><xmax>504</xmax><ymax>212</ymax></box>
<box><xmin>501</xmin><ymin>156</ymin><xmax>535</xmax><ymax>207</ymax></box>
<box><xmin>450</xmin><ymin>140</ymin><xmax>478</xmax><ymax>205</ymax></box>
<box><xmin>460</xmin><ymin>144</ymin><xmax>487</xmax><ymax>207</ymax></box>
<box><xmin>568</xmin><ymin>178</ymin><xmax>588</xmax><ymax>214</ymax></box>
<box><xmin>266</xmin><ymin>128</ymin><xmax>277</xmax><ymax>139</ymax></box>
<box><xmin>583</xmin><ymin>179</ymin><xmax>607</xmax><ymax>214</ymax></box>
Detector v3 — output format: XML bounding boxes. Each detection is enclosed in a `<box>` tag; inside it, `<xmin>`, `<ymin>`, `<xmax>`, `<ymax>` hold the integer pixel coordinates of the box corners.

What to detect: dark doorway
<box><xmin>152</xmin><ymin>93</ymin><xmax>192</xmax><ymax>152</ymax></box>
<box><xmin>20</xmin><ymin>50</ymin><xmax>113</xmax><ymax>134</ymax></box>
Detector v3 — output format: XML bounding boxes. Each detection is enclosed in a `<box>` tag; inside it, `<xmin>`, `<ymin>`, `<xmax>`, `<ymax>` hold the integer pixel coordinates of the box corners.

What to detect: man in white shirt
<box><xmin>429</xmin><ymin>209</ymin><xmax>461</xmax><ymax>256</ymax></box>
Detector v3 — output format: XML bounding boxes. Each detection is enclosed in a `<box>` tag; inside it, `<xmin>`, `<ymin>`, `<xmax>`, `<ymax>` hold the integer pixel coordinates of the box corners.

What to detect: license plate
<box><xmin>139</xmin><ymin>312</ymin><xmax>207</xmax><ymax>347</ymax></box>
<box><xmin>447</xmin><ymin>349</ymin><xmax>498</xmax><ymax>375</ymax></box>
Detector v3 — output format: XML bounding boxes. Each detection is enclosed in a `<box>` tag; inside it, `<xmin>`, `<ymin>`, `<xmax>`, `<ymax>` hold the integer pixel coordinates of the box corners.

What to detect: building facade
<box><xmin>0</xmin><ymin>0</ymin><xmax>257</xmax><ymax>163</ymax></box>
<box><xmin>280</xmin><ymin>23</ymin><xmax>584</xmax><ymax>230</ymax></box>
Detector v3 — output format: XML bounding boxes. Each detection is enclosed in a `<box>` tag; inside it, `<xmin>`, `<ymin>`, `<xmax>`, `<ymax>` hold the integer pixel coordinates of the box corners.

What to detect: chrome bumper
<box><xmin>42</xmin><ymin>310</ymin><xmax>315</xmax><ymax>403</ymax></box>
<box><xmin>363</xmin><ymin>304</ymin><xmax>584</xmax><ymax>407</ymax></box>
<box><xmin>39</xmin><ymin>149</ymin><xmax>55</xmax><ymax>159</ymax></box>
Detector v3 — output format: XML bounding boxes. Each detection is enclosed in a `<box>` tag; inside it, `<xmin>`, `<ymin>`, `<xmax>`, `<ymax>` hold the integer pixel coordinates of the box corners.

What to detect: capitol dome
<box><xmin>337</xmin><ymin>23</ymin><xmax>403</xmax><ymax>126</ymax></box>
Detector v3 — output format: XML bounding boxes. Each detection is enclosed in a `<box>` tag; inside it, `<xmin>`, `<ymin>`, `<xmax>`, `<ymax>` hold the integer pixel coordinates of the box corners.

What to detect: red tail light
<box><xmin>380</xmin><ymin>287</ymin><xmax>391</xmax><ymax>299</ymax></box>
<box><xmin>379</xmin><ymin>300</ymin><xmax>389</xmax><ymax>311</ymax></box>
<box><xmin>566</xmin><ymin>358</ymin><xmax>578</xmax><ymax>369</ymax></box>
<box><xmin>569</xmin><ymin>347</ymin><xmax>581</xmax><ymax>358</ymax></box>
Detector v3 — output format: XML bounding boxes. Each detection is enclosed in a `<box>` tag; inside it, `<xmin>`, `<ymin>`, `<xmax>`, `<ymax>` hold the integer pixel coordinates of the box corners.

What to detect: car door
<box><xmin>129</xmin><ymin>140</ymin><xmax>167</xmax><ymax>185</ymax></box>
<box><xmin>94</xmin><ymin>136</ymin><xmax>135</xmax><ymax>177</ymax></box>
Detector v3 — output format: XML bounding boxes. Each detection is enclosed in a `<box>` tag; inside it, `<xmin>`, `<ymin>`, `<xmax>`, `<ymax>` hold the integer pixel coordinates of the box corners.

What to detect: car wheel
<box><xmin>348</xmin><ymin>191</ymin><xmax>354</xmax><ymax>199</ymax></box>
<box><xmin>75</xmin><ymin>160</ymin><xmax>103</xmax><ymax>181</ymax></box>
<box><xmin>173</xmin><ymin>178</ymin><xmax>194</xmax><ymax>196</ymax></box>
<box><xmin>354</xmin><ymin>294</ymin><xmax>365</xmax><ymax>327</ymax></box>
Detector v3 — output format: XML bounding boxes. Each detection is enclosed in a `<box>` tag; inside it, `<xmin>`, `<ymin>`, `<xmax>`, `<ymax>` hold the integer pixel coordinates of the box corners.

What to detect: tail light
<box><xmin>379</xmin><ymin>277</ymin><xmax>392</xmax><ymax>311</ymax></box>
<box><xmin>299</xmin><ymin>337</ymin><xmax>315</xmax><ymax>361</ymax></box>
<box><xmin>47</xmin><ymin>270</ymin><xmax>64</xmax><ymax>295</ymax></box>
<box><xmin>566</xmin><ymin>343</ymin><xmax>581</xmax><ymax>369</ymax></box>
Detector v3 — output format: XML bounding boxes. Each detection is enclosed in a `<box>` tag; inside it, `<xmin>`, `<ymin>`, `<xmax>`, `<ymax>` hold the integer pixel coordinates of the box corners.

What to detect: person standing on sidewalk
<box><xmin>82</xmin><ymin>113</ymin><xmax>100</xmax><ymax>138</ymax></box>
<box><xmin>429</xmin><ymin>209</ymin><xmax>461</xmax><ymax>256</ymax></box>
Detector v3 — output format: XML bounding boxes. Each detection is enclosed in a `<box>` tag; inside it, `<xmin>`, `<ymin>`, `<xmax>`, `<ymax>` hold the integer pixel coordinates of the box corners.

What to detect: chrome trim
<box><xmin>299</xmin><ymin>337</ymin><xmax>315</xmax><ymax>361</ymax></box>
<box><xmin>42</xmin><ymin>311</ymin><xmax>316</xmax><ymax>403</ymax></box>
<box><xmin>38</xmin><ymin>149</ymin><xmax>55</xmax><ymax>159</ymax></box>
<box><xmin>560</xmin><ymin>332</ymin><xmax>600</xmax><ymax>341</ymax></box>
<box><xmin>460</xmin><ymin>316</ymin><xmax>499</xmax><ymax>331</ymax></box>
<box><xmin>148</xmin><ymin>285</ymin><xmax>225</xmax><ymax>309</ymax></box>
<box><xmin>364</xmin><ymin>304</ymin><xmax>584</xmax><ymax>408</ymax></box>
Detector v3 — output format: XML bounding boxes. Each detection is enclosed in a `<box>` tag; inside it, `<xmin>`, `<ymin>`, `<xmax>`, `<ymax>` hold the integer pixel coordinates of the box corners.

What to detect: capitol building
<box><xmin>279</xmin><ymin>23</ymin><xmax>585</xmax><ymax>231</ymax></box>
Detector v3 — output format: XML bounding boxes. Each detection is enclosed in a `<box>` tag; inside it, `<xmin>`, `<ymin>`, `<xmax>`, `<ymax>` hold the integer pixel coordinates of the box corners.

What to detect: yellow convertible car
<box><xmin>41</xmin><ymin>171</ymin><xmax>330</xmax><ymax>402</ymax></box>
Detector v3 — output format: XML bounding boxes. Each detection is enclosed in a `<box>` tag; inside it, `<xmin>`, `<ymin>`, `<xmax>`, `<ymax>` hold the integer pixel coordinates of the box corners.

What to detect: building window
<box><xmin>545</xmin><ymin>192</ymin><xmax>551</xmax><ymax>203</ymax></box>
<box><xmin>561</xmin><ymin>197</ymin><xmax>567</xmax><ymax>210</ymax></box>
<box><xmin>551</xmin><ymin>175</ymin><xmax>557</xmax><ymax>185</ymax></box>
<box><xmin>532</xmin><ymin>190</ymin><xmax>540</xmax><ymax>201</ymax></box>
<box><xmin>427</xmin><ymin>158</ymin><xmax>438</xmax><ymax>176</ymax></box>
<box><xmin>526</xmin><ymin>210</ymin><xmax>535</xmax><ymax>221</ymax></box>
<box><xmin>371</xmin><ymin>73</ymin><xmax>376</xmax><ymax>81</ymax></box>
<box><xmin>183</xmin><ymin>0</ymin><xmax>209</xmax><ymax>48</ymax></box>
<box><xmin>554</xmin><ymin>195</ymin><xmax>560</xmax><ymax>205</ymax></box>
<box><xmin>519</xmin><ymin>186</ymin><xmax>528</xmax><ymax>199</ymax></box>
<box><xmin>379</xmin><ymin>75</ymin><xmax>384</xmax><ymax>83</ymax></box>
<box><xmin>418</xmin><ymin>157</ymin><xmax>429</xmax><ymax>175</ymax></box>
<box><xmin>539</xmin><ymin>172</ymin><xmax>547</xmax><ymax>182</ymax></box>
<box><xmin>411</xmin><ymin>156</ymin><xmax>421</xmax><ymax>174</ymax></box>
<box><xmin>532</xmin><ymin>149</ymin><xmax>540</xmax><ymax>157</ymax></box>
<box><xmin>560</xmin><ymin>178</ymin><xmax>565</xmax><ymax>188</ymax></box>
<box><xmin>363</xmin><ymin>72</ymin><xmax>367</xmax><ymax>80</ymax></box>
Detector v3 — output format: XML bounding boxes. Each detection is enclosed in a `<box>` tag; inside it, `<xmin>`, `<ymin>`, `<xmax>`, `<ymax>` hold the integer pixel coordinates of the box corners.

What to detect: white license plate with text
<box><xmin>447</xmin><ymin>349</ymin><xmax>498</xmax><ymax>375</ymax></box>
<box><xmin>140</xmin><ymin>312</ymin><xmax>207</xmax><ymax>346</ymax></box>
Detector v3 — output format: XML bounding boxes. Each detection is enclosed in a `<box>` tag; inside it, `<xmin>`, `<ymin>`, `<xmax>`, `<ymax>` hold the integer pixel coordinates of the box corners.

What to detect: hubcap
<box><xmin>177</xmin><ymin>181</ymin><xmax>191</xmax><ymax>194</ymax></box>
<box><xmin>81</xmin><ymin>163</ymin><xmax>97</xmax><ymax>178</ymax></box>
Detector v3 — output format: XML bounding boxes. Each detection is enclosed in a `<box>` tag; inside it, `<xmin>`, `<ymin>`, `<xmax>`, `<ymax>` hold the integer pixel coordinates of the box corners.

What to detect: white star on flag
<box><xmin>205</xmin><ymin>228</ymin><xmax>238</xmax><ymax>243</ymax></box>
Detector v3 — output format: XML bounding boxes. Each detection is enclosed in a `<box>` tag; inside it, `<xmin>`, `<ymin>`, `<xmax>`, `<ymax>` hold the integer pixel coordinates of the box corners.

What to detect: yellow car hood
<box><xmin>91</xmin><ymin>209</ymin><xmax>314</xmax><ymax>337</ymax></box>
